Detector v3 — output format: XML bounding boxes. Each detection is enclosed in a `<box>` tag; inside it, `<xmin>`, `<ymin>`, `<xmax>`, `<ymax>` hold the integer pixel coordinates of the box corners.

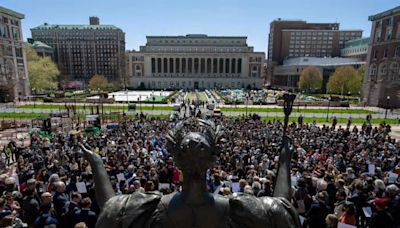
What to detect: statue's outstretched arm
<box><xmin>273</xmin><ymin>135</ymin><xmax>294</xmax><ymax>201</ymax></box>
<box><xmin>79</xmin><ymin>143</ymin><xmax>115</xmax><ymax>209</ymax></box>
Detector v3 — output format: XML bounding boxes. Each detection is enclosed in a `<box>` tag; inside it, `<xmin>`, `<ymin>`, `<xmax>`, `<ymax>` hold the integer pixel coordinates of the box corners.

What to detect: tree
<box><xmin>25</xmin><ymin>43</ymin><xmax>59</xmax><ymax>92</ymax></box>
<box><xmin>88</xmin><ymin>74</ymin><xmax>109</xmax><ymax>91</ymax></box>
<box><xmin>298</xmin><ymin>66</ymin><xmax>323</xmax><ymax>92</ymax></box>
<box><xmin>327</xmin><ymin>66</ymin><xmax>362</xmax><ymax>95</ymax></box>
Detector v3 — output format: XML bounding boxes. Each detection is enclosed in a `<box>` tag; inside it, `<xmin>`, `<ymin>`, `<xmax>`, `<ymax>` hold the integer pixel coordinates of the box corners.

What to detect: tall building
<box><xmin>362</xmin><ymin>6</ymin><xmax>400</xmax><ymax>108</ymax></box>
<box><xmin>0</xmin><ymin>6</ymin><xmax>30</xmax><ymax>102</ymax></box>
<box><xmin>267</xmin><ymin>19</ymin><xmax>363</xmax><ymax>63</ymax></box>
<box><xmin>267</xmin><ymin>19</ymin><xmax>362</xmax><ymax>85</ymax></box>
<box><xmin>31</xmin><ymin>17</ymin><xmax>125</xmax><ymax>85</ymax></box>
<box><xmin>126</xmin><ymin>34</ymin><xmax>265</xmax><ymax>90</ymax></box>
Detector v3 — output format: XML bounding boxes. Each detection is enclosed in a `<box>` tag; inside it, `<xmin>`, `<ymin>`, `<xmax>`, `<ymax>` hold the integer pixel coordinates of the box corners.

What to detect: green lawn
<box><xmin>220</xmin><ymin>107</ymin><xmax>377</xmax><ymax>114</ymax></box>
<box><xmin>17</xmin><ymin>104</ymin><xmax>173</xmax><ymax>111</ymax></box>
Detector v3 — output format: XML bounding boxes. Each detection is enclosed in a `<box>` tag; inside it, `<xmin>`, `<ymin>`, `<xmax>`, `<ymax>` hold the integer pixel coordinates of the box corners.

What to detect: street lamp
<box><xmin>326</xmin><ymin>96</ymin><xmax>331</xmax><ymax>122</ymax></box>
<box><xmin>385</xmin><ymin>96</ymin><xmax>390</xmax><ymax>119</ymax></box>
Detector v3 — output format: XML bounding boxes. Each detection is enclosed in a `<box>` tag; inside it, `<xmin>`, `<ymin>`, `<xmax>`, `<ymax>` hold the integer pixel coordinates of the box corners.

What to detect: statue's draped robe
<box><xmin>96</xmin><ymin>192</ymin><xmax>300</xmax><ymax>228</ymax></box>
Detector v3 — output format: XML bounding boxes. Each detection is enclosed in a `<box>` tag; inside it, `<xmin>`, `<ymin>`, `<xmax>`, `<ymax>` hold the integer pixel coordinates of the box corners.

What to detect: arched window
<box><xmin>389</xmin><ymin>62</ymin><xmax>399</xmax><ymax>80</ymax></box>
<box><xmin>369</xmin><ymin>63</ymin><xmax>377</xmax><ymax>81</ymax></box>
<box><xmin>378</xmin><ymin>63</ymin><xmax>388</xmax><ymax>81</ymax></box>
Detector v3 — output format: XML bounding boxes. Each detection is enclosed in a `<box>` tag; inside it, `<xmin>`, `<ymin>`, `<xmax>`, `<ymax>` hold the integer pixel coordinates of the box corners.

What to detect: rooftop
<box><xmin>29</xmin><ymin>41</ymin><xmax>53</xmax><ymax>50</ymax></box>
<box><xmin>0</xmin><ymin>6</ymin><xmax>24</xmax><ymax>19</ymax></box>
<box><xmin>31</xmin><ymin>23</ymin><xmax>122</xmax><ymax>31</ymax></box>
<box><xmin>369</xmin><ymin>6</ymin><xmax>400</xmax><ymax>21</ymax></box>
<box><xmin>146</xmin><ymin>34</ymin><xmax>247</xmax><ymax>39</ymax></box>
<box><xmin>342</xmin><ymin>37</ymin><xmax>370</xmax><ymax>51</ymax></box>
<box><xmin>282</xmin><ymin>57</ymin><xmax>365</xmax><ymax>66</ymax></box>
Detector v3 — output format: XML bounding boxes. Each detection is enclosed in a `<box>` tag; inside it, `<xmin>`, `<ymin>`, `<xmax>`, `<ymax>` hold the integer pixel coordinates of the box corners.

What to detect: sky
<box><xmin>2</xmin><ymin>0</ymin><xmax>399</xmax><ymax>52</ymax></box>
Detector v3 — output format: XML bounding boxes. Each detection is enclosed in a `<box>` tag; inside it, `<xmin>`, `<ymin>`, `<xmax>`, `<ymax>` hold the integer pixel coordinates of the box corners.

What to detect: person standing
<box><xmin>369</xmin><ymin>198</ymin><xmax>395</xmax><ymax>228</ymax></box>
<box><xmin>74</xmin><ymin>198</ymin><xmax>97</xmax><ymax>228</ymax></box>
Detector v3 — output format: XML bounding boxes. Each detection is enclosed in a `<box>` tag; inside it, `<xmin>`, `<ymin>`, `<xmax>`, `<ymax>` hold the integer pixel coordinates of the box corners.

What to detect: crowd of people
<box><xmin>0</xmin><ymin>114</ymin><xmax>399</xmax><ymax>228</ymax></box>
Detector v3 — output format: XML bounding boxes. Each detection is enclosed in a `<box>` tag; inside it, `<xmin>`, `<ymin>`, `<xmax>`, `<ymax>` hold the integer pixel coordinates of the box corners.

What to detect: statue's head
<box><xmin>166</xmin><ymin>118</ymin><xmax>223</xmax><ymax>175</ymax></box>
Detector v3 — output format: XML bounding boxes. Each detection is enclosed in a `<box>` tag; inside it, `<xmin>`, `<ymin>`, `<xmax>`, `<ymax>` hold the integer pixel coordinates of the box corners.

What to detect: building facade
<box><xmin>126</xmin><ymin>35</ymin><xmax>265</xmax><ymax>90</ymax></box>
<box><xmin>340</xmin><ymin>37</ymin><xmax>369</xmax><ymax>61</ymax></box>
<box><xmin>362</xmin><ymin>6</ymin><xmax>400</xmax><ymax>108</ymax></box>
<box><xmin>267</xmin><ymin>19</ymin><xmax>362</xmax><ymax>86</ymax></box>
<box><xmin>31</xmin><ymin>17</ymin><xmax>125</xmax><ymax>85</ymax></box>
<box><xmin>0</xmin><ymin>6</ymin><xmax>30</xmax><ymax>102</ymax></box>
<box><xmin>273</xmin><ymin>57</ymin><xmax>364</xmax><ymax>91</ymax></box>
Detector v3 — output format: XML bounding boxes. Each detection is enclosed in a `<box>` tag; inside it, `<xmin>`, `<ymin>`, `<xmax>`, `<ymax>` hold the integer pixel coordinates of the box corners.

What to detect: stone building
<box><xmin>0</xmin><ymin>6</ymin><xmax>30</xmax><ymax>102</ymax></box>
<box><xmin>31</xmin><ymin>17</ymin><xmax>125</xmax><ymax>86</ymax></box>
<box><xmin>362</xmin><ymin>6</ymin><xmax>400</xmax><ymax>108</ymax></box>
<box><xmin>126</xmin><ymin>34</ymin><xmax>265</xmax><ymax>90</ymax></box>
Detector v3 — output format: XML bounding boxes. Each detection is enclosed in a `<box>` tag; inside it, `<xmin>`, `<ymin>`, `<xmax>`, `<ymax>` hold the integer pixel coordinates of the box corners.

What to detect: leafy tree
<box><xmin>298</xmin><ymin>66</ymin><xmax>323</xmax><ymax>92</ymax></box>
<box><xmin>88</xmin><ymin>74</ymin><xmax>109</xmax><ymax>91</ymax></box>
<box><xmin>25</xmin><ymin>43</ymin><xmax>59</xmax><ymax>92</ymax></box>
<box><xmin>327</xmin><ymin>66</ymin><xmax>362</xmax><ymax>95</ymax></box>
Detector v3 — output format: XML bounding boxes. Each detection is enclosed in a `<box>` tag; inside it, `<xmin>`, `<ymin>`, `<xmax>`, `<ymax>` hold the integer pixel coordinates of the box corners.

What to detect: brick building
<box><xmin>0</xmin><ymin>6</ymin><xmax>30</xmax><ymax>102</ymax></box>
<box><xmin>31</xmin><ymin>17</ymin><xmax>125</xmax><ymax>86</ymax></box>
<box><xmin>362</xmin><ymin>6</ymin><xmax>400</xmax><ymax>108</ymax></box>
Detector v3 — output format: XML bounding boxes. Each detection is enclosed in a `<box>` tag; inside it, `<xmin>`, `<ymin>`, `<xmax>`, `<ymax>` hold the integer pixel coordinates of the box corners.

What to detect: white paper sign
<box><xmin>299</xmin><ymin>215</ymin><xmax>305</xmax><ymax>225</ymax></box>
<box><xmin>116</xmin><ymin>173</ymin><xmax>125</xmax><ymax>182</ymax></box>
<box><xmin>389</xmin><ymin>172</ymin><xmax>398</xmax><ymax>183</ymax></box>
<box><xmin>338</xmin><ymin>223</ymin><xmax>356</xmax><ymax>228</ymax></box>
<box><xmin>362</xmin><ymin>207</ymin><xmax>372</xmax><ymax>218</ymax></box>
<box><xmin>158</xmin><ymin>183</ymin><xmax>170</xmax><ymax>190</ymax></box>
<box><xmin>12</xmin><ymin>174</ymin><xmax>19</xmax><ymax>187</ymax></box>
<box><xmin>76</xmin><ymin>182</ymin><xmax>87</xmax><ymax>193</ymax></box>
<box><xmin>231</xmin><ymin>182</ymin><xmax>240</xmax><ymax>193</ymax></box>
<box><xmin>368</xmin><ymin>164</ymin><xmax>375</xmax><ymax>175</ymax></box>
<box><xmin>291</xmin><ymin>176</ymin><xmax>298</xmax><ymax>186</ymax></box>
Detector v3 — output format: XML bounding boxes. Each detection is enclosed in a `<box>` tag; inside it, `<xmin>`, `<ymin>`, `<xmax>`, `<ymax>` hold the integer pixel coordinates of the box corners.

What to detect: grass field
<box><xmin>220</xmin><ymin>107</ymin><xmax>377</xmax><ymax>114</ymax></box>
<box><xmin>0</xmin><ymin>112</ymin><xmax>397</xmax><ymax>125</ymax></box>
<box><xmin>17</xmin><ymin>104</ymin><xmax>173</xmax><ymax>111</ymax></box>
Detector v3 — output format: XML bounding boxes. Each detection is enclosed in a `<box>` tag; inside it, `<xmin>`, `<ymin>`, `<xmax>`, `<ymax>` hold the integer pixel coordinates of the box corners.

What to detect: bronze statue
<box><xmin>80</xmin><ymin>94</ymin><xmax>300</xmax><ymax>228</ymax></box>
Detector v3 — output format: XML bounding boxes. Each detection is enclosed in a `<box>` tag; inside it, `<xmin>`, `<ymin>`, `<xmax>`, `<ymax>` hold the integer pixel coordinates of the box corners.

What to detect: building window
<box><xmin>157</xmin><ymin>58</ymin><xmax>162</xmax><ymax>73</ymax></box>
<box><xmin>188</xmin><ymin>58</ymin><xmax>193</xmax><ymax>73</ymax></box>
<box><xmin>163</xmin><ymin>58</ymin><xmax>168</xmax><ymax>73</ymax></box>
<box><xmin>237</xmin><ymin>58</ymin><xmax>242</xmax><ymax>74</ymax></box>
<box><xmin>375</xmin><ymin>30</ymin><xmax>381</xmax><ymax>42</ymax></box>
<box><xmin>213</xmin><ymin>58</ymin><xmax>218</xmax><ymax>73</ymax></box>
<box><xmin>182</xmin><ymin>58</ymin><xmax>186</xmax><ymax>73</ymax></box>
<box><xmin>219</xmin><ymin>59</ymin><xmax>224</xmax><ymax>73</ymax></box>
<box><xmin>386</xmin><ymin>27</ymin><xmax>393</xmax><ymax>40</ymax></box>
<box><xmin>389</xmin><ymin>62</ymin><xmax>399</xmax><ymax>80</ymax></box>
<box><xmin>369</xmin><ymin>63</ymin><xmax>377</xmax><ymax>80</ymax></box>
<box><xmin>225</xmin><ymin>58</ymin><xmax>230</xmax><ymax>73</ymax></box>
<box><xmin>194</xmin><ymin>58</ymin><xmax>199</xmax><ymax>73</ymax></box>
<box><xmin>231</xmin><ymin>58</ymin><xmax>236</xmax><ymax>74</ymax></box>
<box><xmin>206</xmin><ymin>58</ymin><xmax>211</xmax><ymax>74</ymax></box>
<box><xmin>373</xmin><ymin>50</ymin><xmax>378</xmax><ymax>59</ymax></box>
<box><xmin>176</xmin><ymin>58</ymin><xmax>180</xmax><ymax>73</ymax></box>
<box><xmin>200</xmin><ymin>58</ymin><xmax>205</xmax><ymax>73</ymax></box>
<box><xmin>396</xmin><ymin>47</ymin><xmax>400</xmax><ymax>58</ymax></box>
<box><xmin>151</xmin><ymin>58</ymin><xmax>156</xmax><ymax>73</ymax></box>
<box><xmin>384</xmin><ymin>48</ymin><xmax>388</xmax><ymax>58</ymax></box>
<box><xmin>169</xmin><ymin>58</ymin><xmax>174</xmax><ymax>73</ymax></box>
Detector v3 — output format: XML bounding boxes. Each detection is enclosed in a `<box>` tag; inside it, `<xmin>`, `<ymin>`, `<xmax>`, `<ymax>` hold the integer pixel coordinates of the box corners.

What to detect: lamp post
<box><xmin>326</xmin><ymin>96</ymin><xmax>331</xmax><ymax>122</ymax></box>
<box><xmin>385</xmin><ymin>96</ymin><xmax>390</xmax><ymax>119</ymax></box>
